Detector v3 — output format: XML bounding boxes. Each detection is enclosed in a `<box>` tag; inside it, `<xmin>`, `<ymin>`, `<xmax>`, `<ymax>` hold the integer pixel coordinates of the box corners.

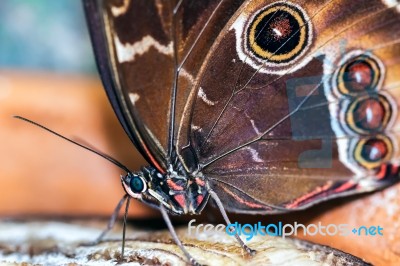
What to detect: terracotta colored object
<box><xmin>0</xmin><ymin>70</ymin><xmax>154</xmax><ymax>217</ymax></box>
<box><xmin>297</xmin><ymin>184</ymin><xmax>400</xmax><ymax>265</ymax></box>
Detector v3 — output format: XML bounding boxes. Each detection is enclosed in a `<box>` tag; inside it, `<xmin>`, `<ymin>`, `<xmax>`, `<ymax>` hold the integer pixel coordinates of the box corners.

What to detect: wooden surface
<box><xmin>0</xmin><ymin>71</ymin><xmax>399</xmax><ymax>265</ymax></box>
<box><xmin>0</xmin><ymin>220</ymin><xmax>371</xmax><ymax>266</ymax></box>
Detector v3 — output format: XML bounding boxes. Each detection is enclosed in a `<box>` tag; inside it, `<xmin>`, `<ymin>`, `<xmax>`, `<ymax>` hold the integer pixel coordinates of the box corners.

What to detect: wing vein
<box><xmin>199</xmin><ymin>3</ymin><xmax>400</xmax><ymax>168</ymax></box>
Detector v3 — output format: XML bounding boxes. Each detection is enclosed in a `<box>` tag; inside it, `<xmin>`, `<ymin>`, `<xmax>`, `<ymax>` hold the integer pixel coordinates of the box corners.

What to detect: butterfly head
<box><xmin>120</xmin><ymin>167</ymin><xmax>207</xmax><ymax>214</ymax></box>
<box><xmin>120</xmin><ymin>169</ymin><xmax>179</xmax><ymax>212</ymax></box>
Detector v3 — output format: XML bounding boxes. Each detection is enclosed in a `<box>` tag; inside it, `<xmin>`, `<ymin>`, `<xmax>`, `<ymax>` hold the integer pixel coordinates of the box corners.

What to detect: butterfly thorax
<box><xmin>137</xmin><ymin>164</ymin><xmax>209</xmax><ymax>215</ymax></box>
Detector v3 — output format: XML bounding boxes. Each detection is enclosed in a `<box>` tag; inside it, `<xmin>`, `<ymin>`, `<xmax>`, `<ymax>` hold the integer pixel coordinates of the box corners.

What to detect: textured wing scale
<box><xmin>177</xmin><ymin>0</ymin><xmax>400</xmax><ymax>212</ymax></box>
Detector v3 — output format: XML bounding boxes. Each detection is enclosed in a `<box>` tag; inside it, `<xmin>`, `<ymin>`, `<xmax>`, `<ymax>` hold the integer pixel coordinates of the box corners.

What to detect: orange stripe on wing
<box><xmin>333</xmin><ymin>181</ymin><xmax>356</xmax><ymax>193</ymax></box>
<box><xmin>220</xmin><ymin>186</ymin><xmax>266</xmax><ymax>209</ymax></box>
<box><xmin>141</xmin><ymin>143</ymin><xmax>166</xmax><ymax>174</ymax></box>
<box><xmin>376</xmin><ymin>164</ymin><xmax>388</xmax><ymax>180</ymax></box>
<box><xmin>285</xmin><ymin>183</ymin><xmax>332</xmax><ymax>209</ymax></box>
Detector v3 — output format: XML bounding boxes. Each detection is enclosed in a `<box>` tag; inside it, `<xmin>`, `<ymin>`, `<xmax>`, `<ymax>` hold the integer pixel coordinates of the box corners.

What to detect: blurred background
<box><xmin>0</xmin><ymin>1</ymin><xmax>398</xmax><ymax>265</ymax></box>
<box><xmin>0</xmin><ymin>0</ymin><xmax>151</xmax><ymax>218</ymax></box>
<box><xmin>0</xmin><ymin>1</ymin><xmax>94</xmax><ymax>73</ymax></box>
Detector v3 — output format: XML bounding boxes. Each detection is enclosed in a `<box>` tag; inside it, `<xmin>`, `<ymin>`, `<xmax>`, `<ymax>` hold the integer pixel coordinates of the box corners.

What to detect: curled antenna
<box><xmin>13</xmin><ymin>115</ymin><xmax>131</xmax><ymax>173</ymax></box>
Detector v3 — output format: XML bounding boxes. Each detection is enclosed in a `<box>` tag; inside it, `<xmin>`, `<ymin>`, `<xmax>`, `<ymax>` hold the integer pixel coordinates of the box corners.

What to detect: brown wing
<box><xmin>176</xmin><ymin>0</ymin><xmax>400</xmax><ymax>212</ymax></box>
<box><xmin>83</xmin><ymin>0</ymin><xmax>246</xmax><ymax>171</ymax></box>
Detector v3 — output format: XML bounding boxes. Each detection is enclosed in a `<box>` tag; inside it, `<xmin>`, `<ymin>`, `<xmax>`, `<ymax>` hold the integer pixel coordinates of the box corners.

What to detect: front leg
<box><xmin>82</xmin><ymin>194</ymin><xmax>129</xmax><ymax>246</ymax></box>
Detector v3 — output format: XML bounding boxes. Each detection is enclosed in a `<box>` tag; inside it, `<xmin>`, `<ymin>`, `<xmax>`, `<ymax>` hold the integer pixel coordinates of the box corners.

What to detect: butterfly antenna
<box><xmin>13</xmin><ymin>115</ymin><xmax>131</xmax><ymax>173</ymax></box>
<box><xmin>71</xmin><ymin>136</ymin><xmax>132</xmax><ymax>172</ymax></box>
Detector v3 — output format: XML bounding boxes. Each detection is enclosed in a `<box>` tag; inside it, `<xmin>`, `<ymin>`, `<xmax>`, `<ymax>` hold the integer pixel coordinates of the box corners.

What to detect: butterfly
<box><xmin>82</xmin><ymin>0</ymin><xmax>400</xmax><ymax>264</ymax></box>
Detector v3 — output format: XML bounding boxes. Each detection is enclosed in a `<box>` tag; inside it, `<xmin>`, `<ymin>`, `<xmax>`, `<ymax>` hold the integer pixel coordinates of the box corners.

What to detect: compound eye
<box><xmin>129</xmin><ymin>174</ymin><xmax>146</xmax><ymax>193</ymax></box>
<box><xmin>247</xmin><ymin>2</ymin><xmax>311</xmax><ymax>63</ymax></box>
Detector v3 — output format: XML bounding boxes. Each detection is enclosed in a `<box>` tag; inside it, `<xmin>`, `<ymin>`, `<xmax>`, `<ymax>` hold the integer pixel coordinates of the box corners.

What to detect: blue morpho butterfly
<box><xmin>17</xmin><ymin>0</ymin><xmax>400</xmax><ymax>265</ymax></box>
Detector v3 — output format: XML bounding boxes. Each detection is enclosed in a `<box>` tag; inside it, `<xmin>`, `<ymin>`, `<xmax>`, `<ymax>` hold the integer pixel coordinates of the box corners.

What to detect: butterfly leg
<box><xmin>207</xmin><ymin>188</ymin><xmax>256</xmax><ymax>256</ymax></box>
<box><xmin>159</xmin><ymin>204</ymin><xmax>203</xmax><ymax>266</ymax></box>
<box><xmin>82</xmin><ymin>194</ymin><xmax>129</xmax><ymax>246</ymax></box>
<box><xmin>121</xmin><ymin>196</ymin><xmax>131</xmax><ymax>258</ymax></box>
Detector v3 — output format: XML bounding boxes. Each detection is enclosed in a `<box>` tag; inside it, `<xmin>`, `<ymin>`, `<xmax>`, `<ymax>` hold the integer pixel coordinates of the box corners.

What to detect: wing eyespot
<box><xmin>247</xmin><ymin>2</ymin><xmax>311</xmax><ymax>63</ymax></box>
<box><xmin>336</xmin><ymin>55</ymin><xmax>382</xmax><ymax>95</ymax></box>
<box><xmin>345</xmin><ymin>95</ymin><xmax>392</xmax><ymax>134</ymax></box>
<box><xmin>354</xmin><ymin>136</ymin><xmax>393</xmax><ymax>169</ymax></box>
<box><xmin>328</xmin><ymin>51</ymin><xmax>398</xmax><ymax>172</ymax></box>
<box><xmin>232</xmin><ymin>1</ymin><xmax>313</xmax><ymax>74</ymax></box>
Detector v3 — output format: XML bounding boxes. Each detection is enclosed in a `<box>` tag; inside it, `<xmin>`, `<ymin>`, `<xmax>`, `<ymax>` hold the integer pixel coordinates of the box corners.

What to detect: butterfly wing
<box><xmin>83</xmin><ymin>0</ymin><xmax>174</xmax><ymax>171</ymax></box>
<box><xmin>85</xmin><ymin>0</ymin><xmax>400</xmax><ymax>213</ymax></box>
<box><xmin>83</xmin><ymin>0</ymin><xmax>247</xmax><ymax>172</ymax></box>
<box><xmin>176</xmin><ymin>0</ymin><xmax>400</xmax><ymax>213</ymax></box>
